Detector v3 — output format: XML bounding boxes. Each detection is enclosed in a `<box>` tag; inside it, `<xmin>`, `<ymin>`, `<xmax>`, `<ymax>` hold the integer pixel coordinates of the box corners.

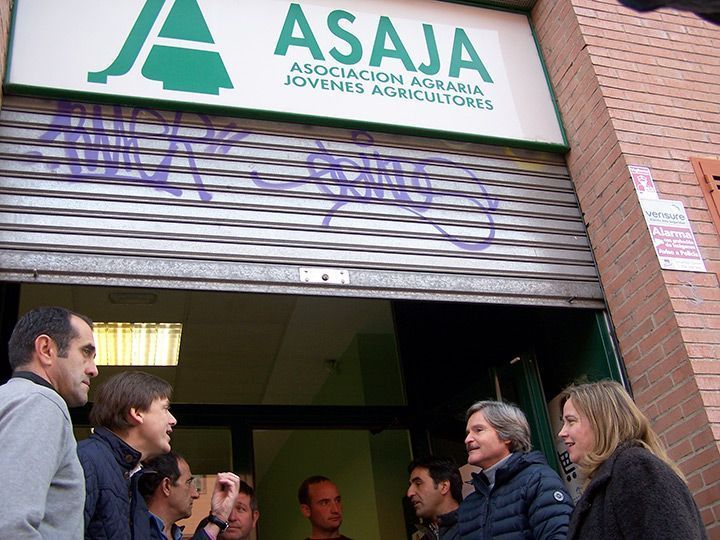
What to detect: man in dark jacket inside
<box><xmin>458</xmin><ymin>400</ymin><xmax>573</xmax><ymax>540</ymax></box>
<box><xmin>407</xmin><ymin>455</ymin><xmax>461</xmax><ymax>540</ymax></box>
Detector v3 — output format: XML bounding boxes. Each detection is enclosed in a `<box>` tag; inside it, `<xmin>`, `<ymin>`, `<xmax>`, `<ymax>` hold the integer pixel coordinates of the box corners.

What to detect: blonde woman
<box><xmin>558</xmin><ymin>380</ymin><xmax>707</xmax><ymax>540</ymax></box>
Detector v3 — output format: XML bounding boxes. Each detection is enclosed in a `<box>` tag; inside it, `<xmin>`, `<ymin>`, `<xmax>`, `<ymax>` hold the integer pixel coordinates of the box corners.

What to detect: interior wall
<box><xmin>358</xmin><ymin>334</ymin><xmax>405</xmax><ymax>406</ymax></box>
<box><xmin>310</xmin><ymin>335</ymin><xmax>365</xmax><ymax>405</ymax></box>
<box><xmin>256</xmin><ymin>428</ymin><xmax>411</xmax><ymax>540</ymax></box>
<box><xmin>368</xmin><ymin>430</ymin><xmax>413</xmax><ymax>540</ymax></box>
<box><xmin>254</xmin><ymin>335</ymin><xmax>409</xmax><ymax>540</ymax></box>
<box><xmin>254</xmin><ymin>429</ymin><xmax>381</xmax><ymax>540</ymax></box>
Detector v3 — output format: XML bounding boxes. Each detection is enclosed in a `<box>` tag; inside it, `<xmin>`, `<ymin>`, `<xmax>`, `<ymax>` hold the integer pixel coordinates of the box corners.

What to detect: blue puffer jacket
<box><xmin>458</xmin><ymin>452</ymin><xmax>573</xmax><ymax>540</ymax></box>
<box><xmin>77</xmin><ymin>427</ymin><xmax>143</xmax><ymax>539</ymax></box>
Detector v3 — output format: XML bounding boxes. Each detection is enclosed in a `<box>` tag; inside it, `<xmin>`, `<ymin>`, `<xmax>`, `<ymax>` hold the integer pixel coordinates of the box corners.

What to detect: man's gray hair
<box><xmin>465</xmin><ymin>400</ymin><xmax>532</xmax><ymax>453</ymax></box>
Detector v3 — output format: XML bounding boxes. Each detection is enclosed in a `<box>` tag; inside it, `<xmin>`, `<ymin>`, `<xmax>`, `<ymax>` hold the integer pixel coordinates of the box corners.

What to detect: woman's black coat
<box><xmin>567</xmin><ymin>441</ymin><xmax>707</xmax><ymax>540</ymax></box>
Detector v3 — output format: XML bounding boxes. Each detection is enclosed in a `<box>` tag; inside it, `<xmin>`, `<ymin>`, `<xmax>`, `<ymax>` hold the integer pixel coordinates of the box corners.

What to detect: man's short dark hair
<box><xmin>89</xmin><ymin>371</ymin><xmax>172</xmax><ymax>431</ymax></box>
<box><xmin>138</xmin><ymin>451</ymin><xmax>183</xmax><ymax>502</ymax></box>
<box><xmin>240</xmin><ymin>479</ymin><xmax>259</xmax><ymax>512</ymax></box>
<box><xmin>8</xmin><ymin>306</ymin><xmax>93</xmax><ymax>369</ymax></box>
<box><xmin>194</xmin><ymin>479</ymin><xmax>259</xmax><ymax>536</ymax></box>
<box><xmin>408</xmin><ymin>456</ymin><xmax>463</xmax><ymax>504</ymax></box>
<box><xmin>298</xmin><ymin>475</ymin><xmax>332</xmax><ymax>506</ymax></box>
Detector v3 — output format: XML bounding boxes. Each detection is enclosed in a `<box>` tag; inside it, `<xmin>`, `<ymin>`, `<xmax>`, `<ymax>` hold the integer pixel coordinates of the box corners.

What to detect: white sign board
<box><xmin>6</xmin><ymin>0</ymin><xmax>565</xmax><ymax>146</ymax></box>
<box><xmin>629</xmin><ymin>165</ymin><xmax>659</xmax><ymax>200</ymax></box>
<box><xmin>641</xmin><ymin>199</ymin><xmax>707</xmax><ymax>272</ymax></box>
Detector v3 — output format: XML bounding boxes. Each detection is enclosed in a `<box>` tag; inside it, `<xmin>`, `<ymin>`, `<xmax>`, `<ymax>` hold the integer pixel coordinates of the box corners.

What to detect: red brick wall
<box><xmin>0</xmin><ymin>0</ymin><xmax>11</xmax><ymax>108</ymax></box>
<box><xmin>532</xmin><ymin>0</ymin><xmax>720</xmax><ymax>533</ymax></box>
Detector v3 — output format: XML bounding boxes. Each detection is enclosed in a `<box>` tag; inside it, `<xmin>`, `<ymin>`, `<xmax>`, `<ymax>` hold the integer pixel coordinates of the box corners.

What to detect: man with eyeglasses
<box><xmin>139</xmin><ymin>451</ymin><xmax>241</xmax><ymax>540</ymax></box>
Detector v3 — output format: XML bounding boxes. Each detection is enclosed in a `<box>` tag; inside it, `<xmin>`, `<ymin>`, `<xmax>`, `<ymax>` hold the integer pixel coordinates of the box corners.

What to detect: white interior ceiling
<box><xmin>17</xmin><ymin>284</ymin><xmax>395</xmax><ymax>405</ymax></box>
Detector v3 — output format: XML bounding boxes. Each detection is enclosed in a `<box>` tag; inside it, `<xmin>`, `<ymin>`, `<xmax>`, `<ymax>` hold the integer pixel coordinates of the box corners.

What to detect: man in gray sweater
<box><xmin>0</xmin><ymin>306</ymin><xmax>98</xmax><ymax>538</ymax></box>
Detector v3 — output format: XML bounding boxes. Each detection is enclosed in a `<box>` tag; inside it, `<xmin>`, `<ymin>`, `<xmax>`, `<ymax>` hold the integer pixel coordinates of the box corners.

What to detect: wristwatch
<box><xmin>206</xmin><ymin>513</ymin><xmax>229</xmax><ymax>532</ymax></box>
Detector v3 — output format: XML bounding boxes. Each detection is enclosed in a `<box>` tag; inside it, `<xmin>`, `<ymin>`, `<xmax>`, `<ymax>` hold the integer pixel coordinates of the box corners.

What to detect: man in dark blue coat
<box><xmin>458</xmin><ymin>401</ymin><xmax>572</xmax><ymax>540</ymax></box>
<box><xmin>78</xmin><ymin>370</ymin><xmax>177</xmax><ymax>539</ymax></box>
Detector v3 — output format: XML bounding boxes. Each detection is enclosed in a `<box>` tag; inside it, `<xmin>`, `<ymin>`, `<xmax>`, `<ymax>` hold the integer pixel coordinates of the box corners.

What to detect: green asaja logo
<box><xmin>88</xmin><ymin>0</ymin><xmax>233</xmax><ymax>95</ymax></box>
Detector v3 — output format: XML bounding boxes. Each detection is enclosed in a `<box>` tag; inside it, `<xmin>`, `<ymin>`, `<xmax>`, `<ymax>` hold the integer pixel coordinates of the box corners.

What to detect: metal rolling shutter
<box><xmin>0</xmin><ymin>96</ymin><xmax>603</xmax><ymax>307</ymax></box>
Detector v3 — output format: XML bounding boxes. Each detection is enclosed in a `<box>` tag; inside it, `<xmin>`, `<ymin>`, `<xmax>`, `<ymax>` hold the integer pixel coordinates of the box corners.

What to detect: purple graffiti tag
<box><xmin>252</xmin><ymin>130</ymin><xmax>499</xmax><ymax>251</ymax></box>
<box><xmin>308</xmin><ymin>137</ymin><xmax>434</xmax><ymax>225</ymax></box>
<box><xmin>28</xmin><ymin>101</ymin><xmax>251</xmax><ymax>202</ymax></box>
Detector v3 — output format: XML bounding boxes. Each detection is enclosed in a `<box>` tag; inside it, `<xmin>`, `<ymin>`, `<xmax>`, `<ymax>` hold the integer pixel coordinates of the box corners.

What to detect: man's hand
<box><xmin>209</xmin><ymin>472</ymin><xmax>240</xmax><ymax>522</ymax></box>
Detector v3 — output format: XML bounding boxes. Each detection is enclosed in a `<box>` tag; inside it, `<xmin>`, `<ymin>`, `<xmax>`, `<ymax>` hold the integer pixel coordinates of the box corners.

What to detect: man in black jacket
<box><xmin>458</xmin><ymin>400</ymin><xmax>573</xmax><ymax>540</ymax></box>
<box><xmin>407</xmin><ymin>456</ymin><xmax>461</xmax><ymax>540</ymax></box>
<box><xmin>78</xmin><ymin>370</ymin><xmax>178</xmax><ymax>539</ymax></box>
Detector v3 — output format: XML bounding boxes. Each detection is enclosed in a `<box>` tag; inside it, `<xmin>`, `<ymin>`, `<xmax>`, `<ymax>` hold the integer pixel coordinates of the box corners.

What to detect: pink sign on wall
<box><xmin>641</xmin><ymin>199</ymin><xmax>706</xmax><ymax>272</ymax></box>
<box><xmin>629</xmin><ymin>165</ymin><xmax>658</xmax><ymax>200</ymax></box>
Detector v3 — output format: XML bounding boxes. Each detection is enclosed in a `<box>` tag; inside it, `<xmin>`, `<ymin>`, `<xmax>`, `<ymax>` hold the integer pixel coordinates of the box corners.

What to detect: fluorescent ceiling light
<box><xmin>93</xmin><ymin>323</ymin><xmax>182</xmax><ymax>366</ymax></box>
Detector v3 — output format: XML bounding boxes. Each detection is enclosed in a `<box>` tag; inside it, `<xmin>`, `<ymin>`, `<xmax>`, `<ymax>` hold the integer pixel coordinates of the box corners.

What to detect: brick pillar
<box><xmin>532</xmin><ymin>0</ymin><xmax>720</xmax><ymax>533</ymax></box>
<box><xmin>0</xmin><ymin>0</ymin><xmax>11</xmax><ymax>109</ymax></box>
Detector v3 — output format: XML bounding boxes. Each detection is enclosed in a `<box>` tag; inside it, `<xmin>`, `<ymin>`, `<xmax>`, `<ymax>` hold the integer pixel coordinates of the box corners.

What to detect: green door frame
<box><xmin>493</xmin><ymin>351</ymin><xmax>558</xmax><ymax>471</ymax></box>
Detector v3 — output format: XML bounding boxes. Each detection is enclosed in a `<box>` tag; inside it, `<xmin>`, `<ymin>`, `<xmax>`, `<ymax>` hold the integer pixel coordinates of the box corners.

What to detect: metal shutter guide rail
<box><xmin>0</xmin><ymin>251</ymin><xmax>603</xmax><ymax>309</ymax></box>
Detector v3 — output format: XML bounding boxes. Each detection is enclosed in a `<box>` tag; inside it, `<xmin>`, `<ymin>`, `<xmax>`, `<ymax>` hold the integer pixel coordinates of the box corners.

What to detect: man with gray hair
<box><xmin>458</xmin><ymin>400</ymin><xmax>573</xmax><ymax>539</ymax></box>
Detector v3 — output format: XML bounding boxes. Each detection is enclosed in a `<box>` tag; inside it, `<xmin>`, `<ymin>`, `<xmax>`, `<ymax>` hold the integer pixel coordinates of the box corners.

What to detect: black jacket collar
<box><xmin>438</xmin><ymin>508</ymin><xmax>459</xmax><ymax>528</ymax></box>
<box><xmin>12</xmin><ymin>371</ymin><xmax>57</xmax><ymax>393</ymax></box>
<box><xmin>92</xmin><ymin>426</ymin><xmax>143</xmax><ymax>473</ymax></box>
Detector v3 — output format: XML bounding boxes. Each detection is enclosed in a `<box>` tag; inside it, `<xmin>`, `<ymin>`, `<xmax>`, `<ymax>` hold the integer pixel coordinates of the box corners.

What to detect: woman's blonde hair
<box><xmin>561</xmin><ymin>380</ymin><xmax>684</xmax><ymax>480</ymax></box>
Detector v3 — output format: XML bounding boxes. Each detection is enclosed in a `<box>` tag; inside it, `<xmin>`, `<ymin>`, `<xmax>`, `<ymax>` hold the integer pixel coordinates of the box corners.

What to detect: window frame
<box><xmin>691</xmin><ymin>157</ymin><xmax>720</xmax><ymax>237</ymax></box>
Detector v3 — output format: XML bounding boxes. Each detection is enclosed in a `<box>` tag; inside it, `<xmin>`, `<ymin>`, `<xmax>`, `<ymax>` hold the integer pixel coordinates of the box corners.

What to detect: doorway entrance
<box><xmin>2</xmin><ymin>282</ymin><xmax>622</xmax><ymax>539</ymax></box>
<box><xmin>395</xmin><ymin>300</ymin><xmax>622</xmax><ymax>482</ymax></box>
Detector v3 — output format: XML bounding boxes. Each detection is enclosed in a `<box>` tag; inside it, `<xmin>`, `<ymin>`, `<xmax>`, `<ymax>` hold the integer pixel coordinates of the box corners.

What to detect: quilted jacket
<box><xmin>458</xmin><ymin>451</ymin><xmax>573</xmax><ymax>540</ymax></box>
